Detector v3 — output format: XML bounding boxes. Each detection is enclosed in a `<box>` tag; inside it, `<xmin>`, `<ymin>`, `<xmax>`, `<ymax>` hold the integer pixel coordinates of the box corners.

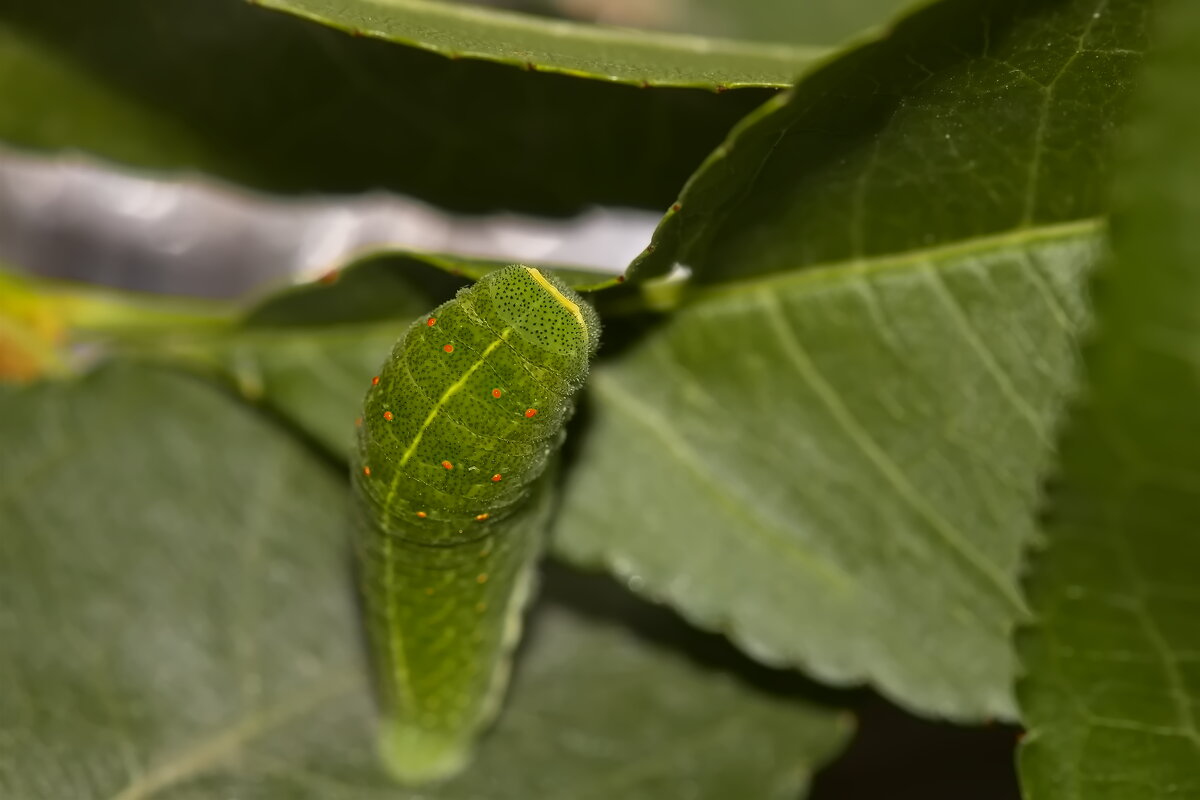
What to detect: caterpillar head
<box><xmin>471</xmin><ymin>266</ymin><xmax>600</xmax><ymax>372</ymax></box>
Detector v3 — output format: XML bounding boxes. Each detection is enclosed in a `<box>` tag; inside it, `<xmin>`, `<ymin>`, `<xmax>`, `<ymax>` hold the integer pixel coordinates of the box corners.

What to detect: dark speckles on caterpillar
<box><xmin>352</xmin><ymin>265</ymin><xmax>599</xmax><ymax>783</ymax></box>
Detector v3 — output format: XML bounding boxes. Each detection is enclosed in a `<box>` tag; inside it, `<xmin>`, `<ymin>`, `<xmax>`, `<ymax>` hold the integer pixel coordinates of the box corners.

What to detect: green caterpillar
<box><xmin>352</xmin><ymin>265</ymin><xmax>599</xmax><ymax>783</ymax></box>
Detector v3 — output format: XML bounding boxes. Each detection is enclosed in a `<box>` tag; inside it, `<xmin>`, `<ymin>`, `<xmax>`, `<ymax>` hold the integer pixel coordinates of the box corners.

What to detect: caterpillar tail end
<box><xmin>379</xmin><ymin>722</ymin><xmax>472</xmax><ymax>785</ymax></box>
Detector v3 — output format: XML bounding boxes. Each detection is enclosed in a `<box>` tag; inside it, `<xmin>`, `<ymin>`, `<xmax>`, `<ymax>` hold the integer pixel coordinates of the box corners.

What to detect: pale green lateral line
<box><xmin>476</xmin><ymin>553</ymin><xmax>538</xmax><ymax>729</ymax></box>
<box><xmin>758</xmin><ymin>291</ymin><xmax>1027</xmax><ymax>617</ymax></box>
<box><xmin>381</xmin><ymin>533</ymin><xmax>416</xmax><ymax>718</ymax></box>
<box><xmin>383</xmin><ymin>328</ymin><xmax>513</xmax><ymax>511</ymax></box>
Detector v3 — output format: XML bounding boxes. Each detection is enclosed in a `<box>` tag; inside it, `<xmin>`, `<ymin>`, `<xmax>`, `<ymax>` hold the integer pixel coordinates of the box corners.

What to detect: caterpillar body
<box><xmin>353</xmin><ymin>265</ymin><xmax>599</xmax><ymax>783</ymax></box>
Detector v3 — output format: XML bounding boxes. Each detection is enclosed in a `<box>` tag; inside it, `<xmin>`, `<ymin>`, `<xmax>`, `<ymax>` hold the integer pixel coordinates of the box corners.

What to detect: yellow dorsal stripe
<box><xmin>525</xmin><ymin>267</ymin><xmax>586</xmax><ymax>332</ymax></box>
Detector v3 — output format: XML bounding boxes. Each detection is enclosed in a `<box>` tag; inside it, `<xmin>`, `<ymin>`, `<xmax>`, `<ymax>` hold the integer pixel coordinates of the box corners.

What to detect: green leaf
<box><xmin>0</xmin><ymin>0</ymin><xmax>772</xmax><ymax>214</ymax></box>
<box><xmin>185</xmin><ymin>254</ymin><xmax>451</xmax><ymax>457</ymax></box>
<box><xmin>555</xmin><ymin>0</ymin><xmax>1152</xmax><ymax>721</ymax></box>
<box><xmin>630</xmin><ymin>0</ymin><xmax>1150</xmax><ymax>281</ymax></box>
<box><xmin>0</xmin><ymin>253</ymin><xmax>615</xmax><ymax>459</ymax></box>
<box><xmin>1017</xmin><ymin>2</ymin><xmax>1200</xmax><ymax>796</ymax></box>
<box><xmin>665</xmin><ymin>0</ymin><xmax>920</xmax><ymax>45</ymax></box>
<box><xmin>255</xmin><ymin>0</ymin><xmax>820</xmax><ymax>88</ymax></box>
<box><xmin>558</xmin><ymin>224</ymin><xmax>1097</xmax><ymax>721</ymax></box>
<box><xmin>0</xmin><ymin>364</ymin><xmax>851</xmax><ymax>798</ymax></box>
<box><xmin>442</xmin><ymin>0</ymin><xmax>914</xmax><ymax>49</ymax></box>
<box><xmin>185</xmin><ymin>252</ymin><xmax>612</xmax><ymax>457</ymax></box>
<box><xmin>0</xmin><ymin>266</ymin><xmax>235</xmax><ymax>382</ymax></box>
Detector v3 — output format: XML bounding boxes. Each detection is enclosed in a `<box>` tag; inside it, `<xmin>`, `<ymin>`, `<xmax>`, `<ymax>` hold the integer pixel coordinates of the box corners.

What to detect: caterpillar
<box><xmin>352</xmin><ymin>265</ymin><xmax>599</xmax><ymax>783</ymax></box>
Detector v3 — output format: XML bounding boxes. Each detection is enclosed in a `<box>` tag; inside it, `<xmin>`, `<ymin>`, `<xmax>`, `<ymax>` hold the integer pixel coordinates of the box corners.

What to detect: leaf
<box><xmin>186</xmin><ymin>252</ymin><xmax>611</xmax><ymax>457</ymax></box>
<box><xmin>255</xmin><ymin>0</ymin><xmax>819</xmax><ymax>88</ymax></box>
<box><xmin>0</xmin><ymin>269</ymin><xmax>69</xmax><ymax>382</ymax></box>
<box><xmin>554</xmin><ymin>0</ymin><xmax>1152</xmax><ymax>721</ymax></box>
<box><xmin>443</xmin><ymin>0</ymin><xmax>914</xmax><ymax>49</ymax></box>
<box><xmin>558</xmin><ymin>224</ymin><xmax>1097</xmax><ymax>721</ymax></box>
<box><xmin>1017</xmin><ymin>2</ymin><xmax>1200</xmax><ymax>796</ymax></box>
<box><xmin>630</xmin><ymin>0</ymin><xmax>1151</xmax><ymax>281</ymax></box>
<box><xmin>0</xmin><ymin>0</ymin><xmax>772</xmax><ymax>214</ymax></box>
<box><xmin>0</xmin><ymin>364</ymin><xmax>851</xmax><ymax>798</ymax></box>
<box><xmin>664</xmin><ymin>0</ymin><xmax>920</xmax><ymax>45</ymax></box>
<box><xmin>0</xmin><ymin>267</ymin><xmax>236</xmax><ymax>383</ymax></box>
<box><xmin>0</xmin><ymin>253</ymin><xmax>616</xmax><ymax>458</ymax></box>
<box><xmin>187</xmin><ymin>255</ymin><xmax>453</xmax><ymax>457</ymax></box>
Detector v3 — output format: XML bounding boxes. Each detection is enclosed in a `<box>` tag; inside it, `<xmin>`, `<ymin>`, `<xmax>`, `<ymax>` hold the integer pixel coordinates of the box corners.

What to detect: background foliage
<box><xmin>0</xmin><ymin>0</ymin><xmax>1193</xmax><ymax>797</ymax></box>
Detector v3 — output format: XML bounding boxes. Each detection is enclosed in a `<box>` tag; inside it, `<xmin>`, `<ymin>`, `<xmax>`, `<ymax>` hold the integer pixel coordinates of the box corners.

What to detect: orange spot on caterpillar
<box><xmin>491</xmin><ymin>473</ymin><xmax>502</xmax><ymax>482</ymax></box>
<box><xmin>524</xmin><ymin>408</ymin><xmax>538</xmax><ymax>418</ymax></box>
<box><xmin>671</xmin><ymin>203</ymin><xmax>681</xmax><ymax>212</ymax></box>
<box><xmin>443</xmin><ymin>343</ymin><xmax>454</xmax><ymax>353</ymax></box>
<box><xmin>427</xmin><ymin>316</ymin><xmax>436</xmax><ymax>326</ymax></box>
<box><xmin>491</xmin><ymin>388</ymin><xmax>502</xmax><ymax>398</ymax></box>
<box><xmin>616</xmin><ymin>275</ymin><xmax>626</xmax><ymax>283</ymax></box>
<box><xmin>476</xmin><ymin>573</ymin><xmax>489</xmax><ymax>584</ymax></box>
<box><xmin>354</xmin><ymin>416</ymin><xmax>362</xmax><ymax>427</ymax></box>
<box><xmin>441</xmin><ymin>460</ymin><xmax>454</xmax><ymax>470</ymax></box>
<box><xmin>475</xmin><ymin>513</ymin><xmax>489</xmax><ymax>521</ymax></box>
<box><xmin>371</xmin><ymin>376</ymin><xmax>380</xmax><ymax>386</ymax></box>
<box><xmin>425</xmin><ymin>587</ymin><xmax>434</xmax><ymax>595</ymax></box>
<box><xmin>317</xmin><ymin>269</ymin><xmax>339</xmax><ymax>285</ymax></box>
<box><xmin>475</xmin><ymin>601</ymin><xmax>487</xmax><ymax>612</ymax></box>
<box><xmin>416</xmin><ymin>511</ymin><xmax>427</xmax><ymax>518</ymax></box>
<box><xmin>383</xmin><ymin>411</ymin><xmax>394</xmax><ymax>421</ymax></box>
<box><xmin>362</xmin><ymin>466</ymin><xmax>371</xmax><ymax>476</ymax></box>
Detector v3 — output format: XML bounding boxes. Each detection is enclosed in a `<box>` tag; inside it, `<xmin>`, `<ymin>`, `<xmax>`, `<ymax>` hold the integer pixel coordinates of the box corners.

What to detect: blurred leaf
<box><xmin>0</xmin><ymin>267</ymin><xmax>234</xmax><ymax>382</ymax></box>
<box><xmin>0</xmin><ymin>269</ymin><xmax>68</xmax><ymax>381</ymax></box>
<box><xmin>202</xmin><ymin>252</ymin><xmax>612</xmax><ymax>456</ymax></box>
<box><xmin>0</xmin><ymin>254</ymin><xmax>613</xmax><ymax>457</ymax></box>
<box><xmin>436</xmin><ymin>0</ymin><xmax>914</xmax><ymax>48</ymax></box>
<box><xmin>1017</xmin><ymin>1</ymin><xmax>1200</xmax><ymax>796</ymax></box>
<box><xmin>630</xmin><ymin>0</ymin><xmax>1149</xmax><ymax>281</ymax></box>
<box><xmin>212</xmin><ymin>255</ymin><xmax>456</xmax><ymax>456</ymax></box>
<box><xmin>670</xmin><ymin>0</ymin><xmax>918</xmax><ymax>45</ymax></box>
<box><xmin>552</xmin><ymin>0</ymin><xmax>1151</xmax><ymax>722</ymax></box>
<box><xmin>257</xmin><ymin>0</ymin><xmax>820</xmax><ymax>88</ymax></box>
<box><xmin>0</xmin><ymin>364</ymin><xmax>851</xmax><ymax>799</ymax></box>
<box><xmin>0</xmin><ymin>0</ymin><xmax>772</xmax><ymax>214</ymax></box>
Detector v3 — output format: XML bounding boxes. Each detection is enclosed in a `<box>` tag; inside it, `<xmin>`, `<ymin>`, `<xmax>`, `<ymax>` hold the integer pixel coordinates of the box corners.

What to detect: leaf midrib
<box><xmin>679</xmin><ymin>219</ymin><xmax>1104</xmax><ymax>304</ymax></box>
<box><xmin>110</xmin><ymin>670</ymin><xmax>362</xmax><ymax>800</ymax></box>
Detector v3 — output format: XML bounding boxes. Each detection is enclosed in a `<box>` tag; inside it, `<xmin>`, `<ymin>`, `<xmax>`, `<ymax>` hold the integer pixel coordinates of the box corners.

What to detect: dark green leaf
<box><xmin>256</xmin><ymin>0</ymin><xmax>819</xmax><ymax>88</ymax></box>
<box><xmin>0</xmin><ymin>0</ymin><xmax>771</xmax><ymax>214</ymax></box>
<box><xmin>0</xmin><ymin>364</ymin><xmax>851</xmax><ymax>798</ymax></box>
<box><xmin>630</xmin><ymin>0</ymin><xmax>1149</xmax><ymax>281</ymax></box>
<box><xmin>667</xmin><ymin>0</ymin><xmax>919</xmax><ymax>45</ymax></box>
<box><xmin>438</xmin><ymin>0</ymin><xmax>914</xmax><ymax>48</ymax></box>
<box><xmin>1017</xmin><ymin>1</ymin><xmax>1200</xmax><ymax>795</ymax></box>
<box><xmin>193</xmin><ymin>253</ymin><xmax>612</xmax><ymax>457</ymax></box>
